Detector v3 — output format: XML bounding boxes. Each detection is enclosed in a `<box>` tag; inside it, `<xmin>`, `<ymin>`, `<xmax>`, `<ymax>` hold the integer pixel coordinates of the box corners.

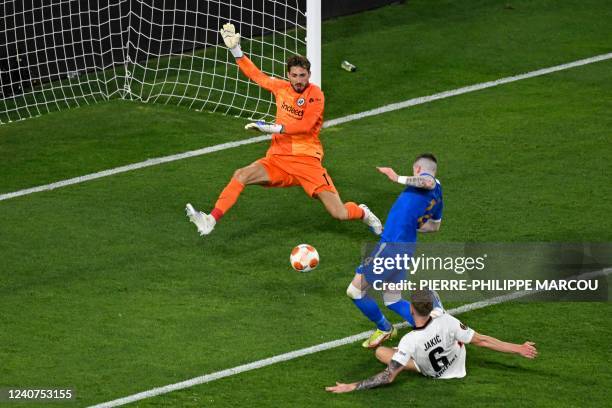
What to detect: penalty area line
<box><xmin>1</xmin><ymin>51</ymin><xmax>612</xmax><ymax>203</ymax></box>
<box><xmin>88</xmin><ymin>267</ymin><xmax>611</xmax><ymax>408</ymax></box>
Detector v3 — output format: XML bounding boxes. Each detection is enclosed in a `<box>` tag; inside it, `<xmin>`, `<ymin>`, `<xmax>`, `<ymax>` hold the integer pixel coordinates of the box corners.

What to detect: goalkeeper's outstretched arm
<box><xmin>220</xmin><ymin>22</ymin><xmax>243</xmax><ymax>58</ymax></box>
<box><xmin>220</xmin><ymin>23</ymin><xmax>279</xmax><ymax>93</ymax></box>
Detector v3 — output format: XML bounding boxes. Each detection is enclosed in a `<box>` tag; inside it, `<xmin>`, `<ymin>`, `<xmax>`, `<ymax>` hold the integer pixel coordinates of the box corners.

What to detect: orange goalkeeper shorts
<box><xmin>257</xmin><ymin>154</ymin><xmax>338</xmax><ymax>197</ymax></box>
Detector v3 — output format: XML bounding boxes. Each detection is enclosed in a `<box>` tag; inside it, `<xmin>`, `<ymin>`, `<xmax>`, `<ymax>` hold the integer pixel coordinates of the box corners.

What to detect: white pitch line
<box><xmin>1</xmin><ymin>52</ymin><xmax>611</xmax><ymax>203</ymax></box>
<box><xmin>0</xmin><ymin>135</ymin><xmax>271</xmax><ymax>202</ymax></box>
<box><xmin>323</xmin><ymin>52</ymin><xmax>612</xmax><ymax>128</ymax></box>
<box><xmin>89</xmin><ymin>268</ymin><xmax>611</xmax><ymax>408</ymax></box>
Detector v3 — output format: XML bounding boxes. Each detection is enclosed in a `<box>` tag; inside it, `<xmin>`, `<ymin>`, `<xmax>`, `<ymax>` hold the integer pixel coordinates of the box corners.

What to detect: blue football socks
<box><xmin>386</xmin><ymin>299</ymin><xmax>416</xmax><ymax>327</ymax></box>
<box><xmin>352</xmin><ymin>296</ymin><xmax>393</xmax><ymax>331</ymax></box>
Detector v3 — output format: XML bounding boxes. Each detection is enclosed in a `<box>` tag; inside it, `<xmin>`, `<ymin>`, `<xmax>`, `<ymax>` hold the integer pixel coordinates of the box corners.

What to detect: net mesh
<box><xmin>0</xmin><ymin>0</ymin><xmax>307</xmax><ymax>124</ymax></box>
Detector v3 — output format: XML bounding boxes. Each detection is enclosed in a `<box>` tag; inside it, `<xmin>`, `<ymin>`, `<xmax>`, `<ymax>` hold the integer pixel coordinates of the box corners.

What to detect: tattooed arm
<box><xmin>377</xmin><ymin>167</ymin><xmax>436</xmax><ymax>190</ymax></box>
<box><xmin>397</xmin><ymin>175</ymin><xmax>436</xmax><ymax>189</ymax></box>
<box><xmin>355</xmin><ymin>359</ymin><xmax>405</xmax><ymax>390</ymax></box>
<box><xmin>325</xmin><ymin>360</ymin><xmax>405</xmax><ymax>393</ymax></box>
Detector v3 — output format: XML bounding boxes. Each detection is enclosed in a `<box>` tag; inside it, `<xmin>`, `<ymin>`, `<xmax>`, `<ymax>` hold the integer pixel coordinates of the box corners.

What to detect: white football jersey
<box><xmin>392</xmin><ymin>313</ymin><xmax>475</xmax><ymax>379</ymax></box>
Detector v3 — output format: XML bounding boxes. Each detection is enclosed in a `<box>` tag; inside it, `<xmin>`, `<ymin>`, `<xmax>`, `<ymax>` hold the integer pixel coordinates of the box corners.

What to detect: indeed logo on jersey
<box><xmin>281</xmin><ymin>101</ymin><xmax>304</xmax><ymax>118</ymax></box>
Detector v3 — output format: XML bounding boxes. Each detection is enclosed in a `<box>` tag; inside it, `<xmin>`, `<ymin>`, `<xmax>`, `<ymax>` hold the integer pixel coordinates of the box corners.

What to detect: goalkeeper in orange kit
<box><xmin>186</xmin><ymin>23</ymin><xmax>382</xmax><ymax>237</ymax></box>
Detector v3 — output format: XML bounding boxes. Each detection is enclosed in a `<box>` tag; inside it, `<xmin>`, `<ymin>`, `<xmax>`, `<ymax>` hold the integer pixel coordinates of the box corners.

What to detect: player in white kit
<box><xmin>326</xmin><ymin>290</ymin><xmax>537</xmax><ymax>392</ymax></box>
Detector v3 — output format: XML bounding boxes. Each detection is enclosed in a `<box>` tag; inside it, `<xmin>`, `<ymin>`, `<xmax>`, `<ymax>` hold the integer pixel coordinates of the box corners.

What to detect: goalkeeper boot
<box><xmin>359</xmin><ymin>204</ymin><xmax>383</xmax><ymax>235</ymax></box>
<box><xmin>362</xmin><ymin>326</ymin><xmax>397</xmax><ymax>349</ymax></box>
<box><xmin>185</xmin><ymin>203</ymin><xmax>216</xmax><ymax>236</ymax></box>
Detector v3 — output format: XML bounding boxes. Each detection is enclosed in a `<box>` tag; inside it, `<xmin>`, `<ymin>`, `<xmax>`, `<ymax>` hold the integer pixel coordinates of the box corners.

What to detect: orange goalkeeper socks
<box><xmin>344</xmin><ymin>202</ymin><xmax>365</xmax><ymax>220</ymax></box>
<box><xmin>212</xmin><ymin>177</ymin><xmax>245</xmax><ymax>221</ymax></box>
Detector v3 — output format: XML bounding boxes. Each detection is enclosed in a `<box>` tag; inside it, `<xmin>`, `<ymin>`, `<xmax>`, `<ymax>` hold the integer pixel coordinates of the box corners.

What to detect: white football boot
<box><xmin>359</xmin><ymin>204</ymin><xmax>383</xmax><ymax>236</ymax></box>
<box><xmin>185</xmin><ymin>203</ymin><xmax>216</xmax><ymax>236</ymax></box>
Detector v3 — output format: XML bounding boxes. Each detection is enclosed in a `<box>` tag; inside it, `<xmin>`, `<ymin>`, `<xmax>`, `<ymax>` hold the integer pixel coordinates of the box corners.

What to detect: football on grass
<box><xmin>290</xmin><ymin>244</ymin><xmax>319</xmax><ymax>272</ymax></box>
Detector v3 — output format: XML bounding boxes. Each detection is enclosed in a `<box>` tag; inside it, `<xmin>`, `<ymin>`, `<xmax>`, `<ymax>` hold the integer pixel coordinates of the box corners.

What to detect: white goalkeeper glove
<box><xmin>245</xmin><ymin>121</ymin><xmax>284</xmax><ymax>134</ymax></box>
<box><xmin>220</xmin><ymin>23</ymin><xmax>243</xmax><ymax>58</ymax></box>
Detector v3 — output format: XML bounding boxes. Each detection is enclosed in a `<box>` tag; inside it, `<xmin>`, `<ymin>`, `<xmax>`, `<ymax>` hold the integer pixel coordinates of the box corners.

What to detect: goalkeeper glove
<box><xmin>220</xmin><ymin>22</ymin><xmax>243</xmax><ymax>58</ymax></box>
<box><xmin>245</xmin><ymin>121</ymin><xmax>284</xmax><ymax>134</ymax></box>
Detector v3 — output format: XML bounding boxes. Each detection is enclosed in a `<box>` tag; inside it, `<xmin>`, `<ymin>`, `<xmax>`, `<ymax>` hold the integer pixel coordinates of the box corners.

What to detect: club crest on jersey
<box><xmin>296</xmin><ymin>97</ymin><xmax>305</xmax><ymax>107</ymax></box>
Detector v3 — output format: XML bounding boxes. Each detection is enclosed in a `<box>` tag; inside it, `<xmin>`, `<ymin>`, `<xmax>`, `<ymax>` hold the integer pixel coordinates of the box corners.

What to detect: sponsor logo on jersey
<box><xmin>459</xmin><ymin>322</ymin><xmax>467</xmax><ymax>330</ymax></box>
<box><xmin>281</xmin><ymin>101</ymin><xmax>304</xmax><ymax>118</ymax></box>
<box><xmin>433</xmin><ymin>354</ymin><xmax>458</xmax><ymax>378</ymax></box>
<box><xmin>297</xmin><ymin>97</ymin><xmax>305</xmax><ymax>106</ymax></box>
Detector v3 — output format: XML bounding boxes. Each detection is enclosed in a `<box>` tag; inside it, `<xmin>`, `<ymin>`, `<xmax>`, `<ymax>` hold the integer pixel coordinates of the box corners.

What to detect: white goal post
<box><xmin>0</xmin><ymin>0</ymin><xmax>321</xmax><ymax>124</ymax></box>
<box><xmin>306</xmin><ymin>0</ymin><xmax>321</xmax><ymax>87</ymax></box>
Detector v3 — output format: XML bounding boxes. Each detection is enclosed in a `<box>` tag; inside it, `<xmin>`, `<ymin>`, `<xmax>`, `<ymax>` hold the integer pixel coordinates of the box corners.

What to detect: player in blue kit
<box><xmin>346</xmin><ymin>153</ymin><xmax>444</xmax><ymax>348</ymax></box>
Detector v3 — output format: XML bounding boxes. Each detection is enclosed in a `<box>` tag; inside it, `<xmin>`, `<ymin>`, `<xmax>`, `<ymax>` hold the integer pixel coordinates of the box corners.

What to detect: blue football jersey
<box><xmin>381</xmin><ymin>174</ymin><xmax>443</xmax><ymax>243</ymax></box>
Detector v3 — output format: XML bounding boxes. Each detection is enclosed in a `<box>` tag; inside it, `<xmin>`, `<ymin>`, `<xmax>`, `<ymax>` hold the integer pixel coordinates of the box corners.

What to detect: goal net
<box><xmin>0</xmin><ymin>0</ymin><xmax>317</xmax><ymax>125</ymax></box>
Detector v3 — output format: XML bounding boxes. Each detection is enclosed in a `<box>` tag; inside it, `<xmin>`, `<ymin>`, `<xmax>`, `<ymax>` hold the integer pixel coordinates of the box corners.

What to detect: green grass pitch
<box><xmin>1</xmin><ymin>0</ymin><xmax>611</xmax><ymax>406</ymax></box>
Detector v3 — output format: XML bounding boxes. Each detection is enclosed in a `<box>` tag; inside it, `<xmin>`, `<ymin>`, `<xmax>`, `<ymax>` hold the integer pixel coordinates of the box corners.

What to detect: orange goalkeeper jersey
<box><xmin>237</xmin><ymin>56</ymin><xmax>325</xmax><ymax>159</ymax></box>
